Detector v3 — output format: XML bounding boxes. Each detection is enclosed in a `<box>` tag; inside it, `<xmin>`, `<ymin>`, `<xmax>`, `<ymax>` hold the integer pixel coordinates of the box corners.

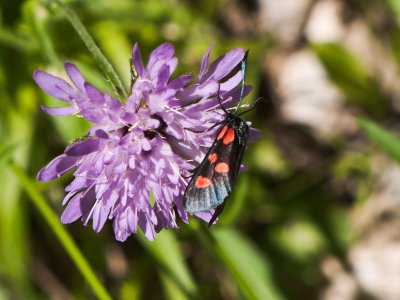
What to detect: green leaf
<box><xmin>270</xmin><ymin>220</ymin><xmax>326</xmax><ymax>262</ymax></box>
<box><xmin>0</xmin><ymin>85</ymin><xmax>37</xmax><ymax>298</ymax></box>
<box><xmin>159</xmin><ymin>270</ymin><xmax>190</xmax><ymax>300</ymax></box>
<box><xmin>212</xmin><ymin>227</ymin><xmax>285</xmax><ymax>300</ymax></box>
<box><xmin>313</xmin><ymin>43</ymin><xmax>384</xmax><ymax>117</ymax></box>
<box><xmin>24</xmin><ymin>0</ymin><xmax>62</xmax><ymax>69</ymax></box>
<box><xmin>94</xmin><ymin>21</ymin><xmax>132</xmax><ymax>85</ymax></box>
<box><xmin>0</xmin><ymin>143</ymin><xmax>18</xmax><ymax>166</ymax></box>
<box><xmin>220</xmin><ymin>173</ymin><xmax>249</xmax><ymax>225</ymax></box>
<box><xmin>357</xmin><ymin>117</ymin><xmax>400</xmax><ymax>163</ymax></box>
<box><xmin>387</xmin><ymin>0</ymin><xmax>400</xmax><ymax>23</ymax></box>
<box><xmin>10</xmin><ymin>163</ymin><xmax>112</xmax><ymax>300</ymax></box>
<box><xmin>52</xmin><ymin>1</ymin><xmax>129</xmax><ymax>99</ymax></box>
<box><xmin>138</xmin><ymin>230</ymin><xmax>198</xmax><ymax>299</ymax></box>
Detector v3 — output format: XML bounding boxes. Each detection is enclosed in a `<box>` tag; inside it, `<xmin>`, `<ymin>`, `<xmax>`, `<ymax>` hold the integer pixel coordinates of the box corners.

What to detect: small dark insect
<box><xmin>184</xmin><ymin>50</ymin><xmax>253</xmax><ymax>226</ymax></box>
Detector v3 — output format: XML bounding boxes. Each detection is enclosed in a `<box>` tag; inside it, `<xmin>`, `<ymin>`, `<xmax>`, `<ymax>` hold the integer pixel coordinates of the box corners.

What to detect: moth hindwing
<box><xmin>184</xmin><ymin>113</ymin><xmax>249</xmax><ymax>225</ymax></box>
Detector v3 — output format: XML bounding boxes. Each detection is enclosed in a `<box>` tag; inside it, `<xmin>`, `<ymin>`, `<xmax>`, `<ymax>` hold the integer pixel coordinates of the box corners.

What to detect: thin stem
<box><xmin>50</xmin><ymin>0</ymin><xmax>128</xmax><ymax>100</ymax></box>
<box><xmin>10</xmin><ymin>163</ymin><xmax>112</xmax><ymax>300</ymax></box>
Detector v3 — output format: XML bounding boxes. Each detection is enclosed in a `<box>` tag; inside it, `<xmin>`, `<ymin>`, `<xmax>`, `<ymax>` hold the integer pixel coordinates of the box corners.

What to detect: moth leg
<box><xmin>184</xmin><ymin>120</ymin><xmax>222</xmax><ymax>134</ymax></box>
<box><xmin>181</xmin><ymin>173</ymin><xmax>193</xmax><ymax>179</ymax></box>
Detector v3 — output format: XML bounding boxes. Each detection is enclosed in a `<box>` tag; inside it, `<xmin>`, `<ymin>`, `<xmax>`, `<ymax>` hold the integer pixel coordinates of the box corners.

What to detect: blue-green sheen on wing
<box><xmin>183</xmin><ymin>114</ymin><xmax>249</xmax><ymax>224</ymax></box>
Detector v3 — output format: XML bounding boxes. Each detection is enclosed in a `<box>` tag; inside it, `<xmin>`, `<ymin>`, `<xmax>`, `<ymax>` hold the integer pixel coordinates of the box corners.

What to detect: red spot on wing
<box><xmin>223</xmin><ymin>128</ymin><xmax>235</xmax><ymax>144</ymax></box>
<box><xmin>195</xmin><ymin>176</ymin><xmax>212</xmax><ymax>188</ymax></box>
<box><xmin>217</xmin><ymin>125</ymin><xmax>228</xmax><ymax>140</ymax></box>
<box><xmin>215</xmin><ymin>162</ymin><xmax>230</xmax><ymax>173</ymax></box>
<box><xmin>208</xmin><ymin>153</ymin><xmax>218</xmax><ymax>163</ymax></box>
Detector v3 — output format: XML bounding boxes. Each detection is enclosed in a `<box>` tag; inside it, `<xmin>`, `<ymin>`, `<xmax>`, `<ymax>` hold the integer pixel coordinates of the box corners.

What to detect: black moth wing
<box><xmin>226</xmin><ymin>115</ymin><xmax>249</xmax><ymax>180</ymax></box>
<box><xmin>183</xmin><ymin>114</ymin><xmax>249</xmax><ymax>225</ymax></box>
<box><xmin>184</xmin><ymin>120</ymin><xmax>228</xmax><ymax>214</ymax></box>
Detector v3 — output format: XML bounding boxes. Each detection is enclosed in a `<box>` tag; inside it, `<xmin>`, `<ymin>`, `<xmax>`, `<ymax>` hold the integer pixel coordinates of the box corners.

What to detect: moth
<box><xmin>184</xmin><ymin>50</ymin><xmax>252</xmax><ymax>226</ymax></box>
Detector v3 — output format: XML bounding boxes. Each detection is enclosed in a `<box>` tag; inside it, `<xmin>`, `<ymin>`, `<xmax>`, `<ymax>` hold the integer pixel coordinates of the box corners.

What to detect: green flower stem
<box><xmin>50</xmin><ymin>0</ymin><xmax>128</xmax><ymax>100</ymax></box>
<box><xmin>10</xmin><ymin>163</ymin><xmax>112</xmax><ymax>300</ymax></box>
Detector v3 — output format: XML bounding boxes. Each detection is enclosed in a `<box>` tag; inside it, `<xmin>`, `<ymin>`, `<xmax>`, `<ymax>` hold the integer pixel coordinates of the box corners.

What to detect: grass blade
<box><xmin>211</xmin><ymin>227</ymin><xmax>285</xmax><ymax>300</ymax></box>
<box><xmin>10</xmin><ymin>163</ymin><xmax>112</xmax><ymax>300</ymax></box>
<box><xmin>357</xmin><ymin>117</ymin><xmax>400</xmax><ymax>163</ymax></box>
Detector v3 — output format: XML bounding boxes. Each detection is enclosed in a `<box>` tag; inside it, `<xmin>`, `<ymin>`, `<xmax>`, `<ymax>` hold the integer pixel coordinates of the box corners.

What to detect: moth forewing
<box><xmin>183</xmin><ymin>114</ymin><xmax>249</xmax><ymax>225</ymax></box>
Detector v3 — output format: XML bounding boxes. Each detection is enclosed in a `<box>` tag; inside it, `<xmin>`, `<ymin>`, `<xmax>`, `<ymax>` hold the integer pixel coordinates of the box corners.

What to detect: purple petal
<box><xmin>113</xmin><ymin>213</ymin><xmax>132</xmax><ymax>242</ymax></box>
<box><xmin>61</xmin><ymin>194</ymin><xmax>84</xmax><ymax>223</ymax></box>
<box><xmin>147</xmin><ymin>43</ymin><xmax>175</xmax><ymax>70</ymax></box>
<box><xmin>94</xmin><ymin>181</ymin><xmax>107</xmax><ymax>202</ymax></box>
<box><xmin>156</xmin><ymin>64</ymin><xmax>171</xmax><ymax>88</ymax></box>
<box><xmin>95</xmin><ymin>129</ymin><xmax>109</xmax><ymax>139</ymax></box>
<box><xmin>125</xmin><ymin>93</ymin><xmax>140</xmax><ymax>112</ymax></box>
<box><xmin>33</xmin><ymin>71</ymin><xmax>79</xmax><ymax>101</ymax></box>
<box><xmin>149</xmin><ymin>59</ymin><xmax>177</xmax><ymax>82</ymax></box>
<box><xmin>41</xmin><ymin>104</ymin><xmax>78</xmax><ymax>116</ymax></box>
<box><xmin>65</xmin><ymin>176</ymin><xmax>90</xmax><ymax>194</ymax></box>
<box><xmin>84</xmin><ymin>83</ymin><xmax>104</xmax><ymax>104</ymax></box>
<box><xmin>93</xmin><ymin>153</ymin><xmax>105</xmax><ymax>176</ymax></box>
<box><xmin>62</xmin><ymin>191</ymin><xmax>79</xmax><ymax>206</ymax></box>
<box><xmin>239</xmin><ymin>164</ymin><xmax>248</xmax><ymax>173</ymax></box>
<box><xmin>79</xmin><ymin>108</ymin><xmax>106</xmax><ymax>123</ymax></box>
<box><xmin>92</xmin><ymin>192</ymin><xmax>118</xmax><ymax>232</ymax></box>
<box><xmin>177</xmin><ymin>80</ymin><xmax>219</xmax><ymax>105</ymax></box>
<box><xmin>165</xmin><ymin>122</ymin><xmax>184</xmax><ymax>139</ymax></box>
<box><xmin>127</xmin><ymin>207</ymin><xmax>138</xmax><ymax>233</ymax></box>
<box><xmin>174</xmin><ymin>196</ymin><xmax>188</xmax><ymax>223</ymax></box>
<box><xmin>220</xmin><ymin>70</ymin><xmax>242</xmax><ymax>92</ymax></box>
<box><xmin>249</xmin><ymin>127</ymin><xmax>262</xmax><ymax>142</ymax></box>
<box><xmin>167</xmin><ymin>74</ymin><xmax>193</xmax><ymax>90</ymax></box>
<box><xmin>65</xmin><ymin>139</ymin><xmax>100</xmax><ymax>156</ymax></box>
<box><xmin>141</xmin><ymin>139</ymin><xmax>151</xmax><ymax>151</ymax></box>
<box><xmin>194</xmin><ymin>210</ymin><xmax>216</xmax><ymax>224</ymax></box>
<box><xmin>37</xmin><ymin>155</ymin><xmax>79</xmax><ymax>181</ymax></box>
<box><xmin>166</xmin><ymin>170</ymin><xmax>179</xmax><ymax>184</ymax></box>
<box><xmin>105</xmin><ymin>93</ymin><xmax>122</xmax><ymax>108</ymax></box>
<box><xmin>132</xmin><ymin>43</ymin><xmax>144</xmax><ymax>77</ymax></box>
<box><xmin>92</xmin><ymin>206</ymin><xmax>109</xmax><ymax>233</ymax></box>
<box><xmin>138</xmin><ymin>212</ymin><xmax>156</xmax><ymax>241</ymax></box>
<box><xmin>65</xmin><ymin>62</ymin><xmax>85</xmax><ymax>93</ymax></box>
<box><xmin>166</xmin><ymin>58</ymin><xmax>178</xmax><ymax>76</ymax></box>
<box><xmin>218</xmin><ymin>85</ymin><xmax>252</xmax><ymax>109</ymax></box>
<box><xmin>61</xmin><ymin>189</ymin><xmax>96</xmax><ymax>223</ymax></box>
<box><xmin>147</xmin><ymin>117</ymin><xmax>160</xmax><ymax>129</ymax></box>
<box><xmin>199</xmin><ymin>42</ymin><xmax>214</xmax><ymax>80</ymax></box>
<box><xmin>200</xmin><ymin>48</ymin><xmax>245</xmax><ymax>83</ymax></box>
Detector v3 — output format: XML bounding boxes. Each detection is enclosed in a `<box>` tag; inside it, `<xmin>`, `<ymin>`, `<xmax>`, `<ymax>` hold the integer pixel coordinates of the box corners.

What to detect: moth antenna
<box><xmin>184</xmin><ymin>119</ymin><xmax>224</xmax><ymax>134</ymax></box>
<box><xmin>235</xmin><ymin>49</ymin><xmax>250</xmax><ymax>113</ymax></box>
<box><xmin>212</xmin><ymin>109</ymin><xmax>224</xmax><ymax>116</ymax></box>
<box><xmin>238</xmin><ymin>97</ymin><xmax>266</xmax><ymax>116</ymax></box>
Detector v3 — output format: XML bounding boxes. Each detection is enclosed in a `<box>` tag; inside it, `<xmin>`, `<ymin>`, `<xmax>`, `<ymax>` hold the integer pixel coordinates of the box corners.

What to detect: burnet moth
<box><xmin>184</xmin><ymin>50</ymin><xmax>252</xmax><ymax>226</ymax></box>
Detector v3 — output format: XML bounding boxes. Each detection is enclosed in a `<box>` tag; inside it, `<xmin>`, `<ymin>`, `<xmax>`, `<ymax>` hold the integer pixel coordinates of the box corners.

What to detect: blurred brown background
<box><xmin>2</xmin><ymin>0</ymin><xmax>400</xmax><ymax>299</ymax></box>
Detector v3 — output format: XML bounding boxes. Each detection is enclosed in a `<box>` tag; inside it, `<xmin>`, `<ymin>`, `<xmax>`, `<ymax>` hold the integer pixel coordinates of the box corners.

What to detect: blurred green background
<box><xmin>2</xmin><ymin>0</ymin><xmax>400</xmax><ymax>299</ymax></box>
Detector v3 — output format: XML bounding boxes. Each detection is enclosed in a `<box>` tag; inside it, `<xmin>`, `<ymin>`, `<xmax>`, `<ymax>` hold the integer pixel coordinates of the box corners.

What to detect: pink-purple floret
<box><xmin>34</xmin><ymin>43</ymin><xmax>259</xmax><ymax>241</ymax></box>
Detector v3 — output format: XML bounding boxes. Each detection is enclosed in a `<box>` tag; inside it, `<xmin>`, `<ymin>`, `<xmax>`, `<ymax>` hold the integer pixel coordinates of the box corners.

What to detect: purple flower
<box><xmin>35</xmin><ymin>42</ymin><xmax>258</xmax><ymax>241</ymax></box>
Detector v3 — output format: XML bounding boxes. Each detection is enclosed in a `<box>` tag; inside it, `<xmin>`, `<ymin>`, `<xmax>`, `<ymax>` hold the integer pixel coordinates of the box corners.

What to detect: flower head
<box><xmin>35</xmin><ymin>43</ymin><xmax>257</xmax><ymax>241</ymax></box>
